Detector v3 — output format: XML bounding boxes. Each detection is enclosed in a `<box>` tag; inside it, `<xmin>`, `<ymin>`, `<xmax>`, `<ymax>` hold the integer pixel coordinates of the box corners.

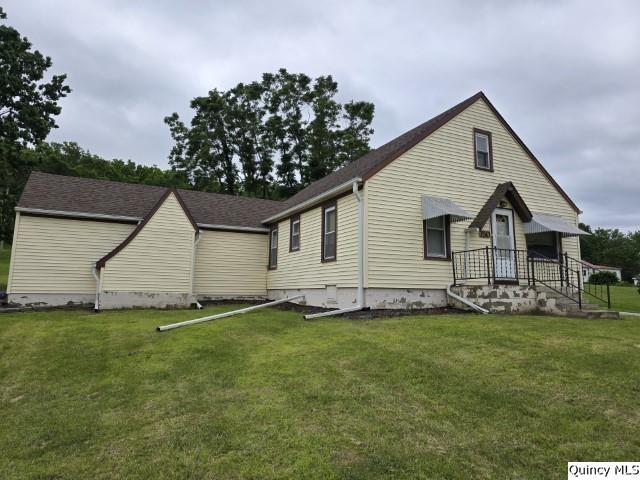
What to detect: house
<box><xmin>632</xmin><ymin>275</ymin><xmax>640</xmax><ymax>287</ymax></box>
<box><xmin>7</xmin><ymin>92</ymin><xmax>595</xmax><ymax>314</ymax></box>
<box><xmin>581</xmin><ymin>261</ymin><xmax>622</xmax><ymax>283</ymax></box>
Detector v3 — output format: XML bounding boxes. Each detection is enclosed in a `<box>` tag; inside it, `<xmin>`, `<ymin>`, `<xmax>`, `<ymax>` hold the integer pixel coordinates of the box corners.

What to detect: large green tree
<box><xmin>0</xmin><ymin>7</ymin><xmax>71</xmax><ymax>245</ymax></box>
<box><xmin>580</xmin><ymin>223</ymin><xmax>640</xmax><ymax>282</ymax></box>
<box><xmin>165</xmin><ymin>69</ymin><xmax>375</xmax><ymax>199</ymax></box>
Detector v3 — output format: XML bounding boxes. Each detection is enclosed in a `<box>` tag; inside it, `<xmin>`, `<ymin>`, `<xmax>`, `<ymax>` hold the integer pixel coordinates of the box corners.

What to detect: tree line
<box><xmin>165</xmin><ymin>69</ymin><xmax>374</xmax><ymax>198</ymax></box>
<box><xmin>0</xmin><ymin>7</ymin><xmax>374</xmax><ymax>244</ymax></box>
<box><xmin>579</xmin><ymin>224</ymin><xmax>640</xmax><ymax>283</ymax></box>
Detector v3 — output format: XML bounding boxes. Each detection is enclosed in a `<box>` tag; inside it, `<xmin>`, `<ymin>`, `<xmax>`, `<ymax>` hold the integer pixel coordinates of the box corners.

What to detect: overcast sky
<box><xmin>5</xmin><ymin>0</ymin><xmax>640</xmax><ymax>230</ymax></box>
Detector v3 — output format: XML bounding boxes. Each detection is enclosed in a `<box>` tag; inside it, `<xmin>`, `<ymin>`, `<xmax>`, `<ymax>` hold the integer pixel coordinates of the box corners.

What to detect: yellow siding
<box><xmin>8</xmin><ymin>215</ymin><xmax>134</xmax><ymax>294</ymax></box>
<box><xmin>194</xmin><ymin>230</ymin><xmax>268</xmax><ymax>296</ymax></box>
<box><xmin>101</xmin><ymin>193</ymin><xmax>195</xmax><ymax>292</ymax></box>
<box><xmin>365</xmin><ymin>98</ymin><xmax>581</xmax><ymax>289</ymax></box>
<box><xmin>267</xmin><ymin>193</ymin><xmax>358</xmax><ymax>289</ymax></box>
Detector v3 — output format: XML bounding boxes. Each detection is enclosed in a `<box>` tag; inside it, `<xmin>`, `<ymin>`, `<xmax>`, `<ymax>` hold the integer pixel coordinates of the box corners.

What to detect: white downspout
<box><xmin>305</xmin><ymin>180</ymin><xmax>365</xmax><ymax>320</ymax></box>
<box><xmin>191</xmin><ymin>230</ymin><xmax>203</xmax><ymax>310</ymax></box>
<box><xmin>92</xmin><ymin>264</ymin><xmax>101</xmax><ymax>312</ymax></box>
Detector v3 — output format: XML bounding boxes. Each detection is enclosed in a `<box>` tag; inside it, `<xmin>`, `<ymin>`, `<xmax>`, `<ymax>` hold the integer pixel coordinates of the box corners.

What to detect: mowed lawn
<box><xmin>0</xmin><ymin>246</ymin><xmax>10</xmax><ymax>290</ymax></box>
<box><xmin>595</xmin><ymin>285</ymin><xmax>640</xmax><ymax>313</ymax></box>
<box><xmin>1</xmin><ymin>307</ymin><xmax>639</xmax><ymax>479</ymax></box>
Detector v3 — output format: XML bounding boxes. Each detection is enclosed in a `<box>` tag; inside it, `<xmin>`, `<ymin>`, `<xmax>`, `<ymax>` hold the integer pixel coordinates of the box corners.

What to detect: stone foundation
<box><xmin>267</xmin><ymin>287</ymin><xmax>448</xmax><ymax>310</ymax></box>
<box><xmin>450</xmin><ymin>284</ymin><xmax>562</xmax><ymax>314</ymax></box>
<box><xmin>8</xmin><ymin>293</ymin><xmax>95</xmax><ymax>308</ymax></box>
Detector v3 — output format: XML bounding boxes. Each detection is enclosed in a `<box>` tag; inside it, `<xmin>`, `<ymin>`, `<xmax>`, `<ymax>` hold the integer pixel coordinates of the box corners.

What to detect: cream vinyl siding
<box><xmin>267</xmin><ymin>193</ymin><xmax>358</xmax><ymax>289</ymax></box>
<box><xmin>365</xmin><ymin>98</ymin><xmax>580</xmax><ymax>289</ymax></box>
<box><xmin>194</xmin><ymin>230</ymin><xmax>268</xmax><ymax>296</ymax></box>
<box><xmin>8</xmin><ymin>214</ymin><xmax>134</xmax><ymax>294</ymax></box>
<box><xmin>101</xmin><ymin>193</ymin><xmax>195</xmax><ymax>292</ymax></box>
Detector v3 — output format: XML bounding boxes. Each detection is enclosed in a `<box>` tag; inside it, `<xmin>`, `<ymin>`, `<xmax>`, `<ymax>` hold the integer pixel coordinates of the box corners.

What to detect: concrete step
<box><xmin>564</xmin><ymin>310</ymin><xmax>620</xmax><ymax>319</ymax></box>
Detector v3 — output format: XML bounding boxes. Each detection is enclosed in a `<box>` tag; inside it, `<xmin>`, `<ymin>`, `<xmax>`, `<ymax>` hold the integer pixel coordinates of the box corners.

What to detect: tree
<box><xmin>165</xmin><ymin>69</ymin><xmax>375</xmax><ymax>199</ymax></box>
<box><xmin>580</xmin><ymin>223</ymin><xmax>640</xmax><ymax>282</ymax></box>
<box><xmin>588</xmin><ymin>271</ymin><xmax>618</xmax><ymax>285</ymax></box>
<box><xmin>0</xmin><ymin>7</ymin><xmax>71</xmax><ymax>245</ymax></box>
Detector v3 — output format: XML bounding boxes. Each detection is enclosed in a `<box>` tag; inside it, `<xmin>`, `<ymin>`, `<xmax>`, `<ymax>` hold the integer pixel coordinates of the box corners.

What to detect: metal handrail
<box><xmin>451</xmin><ymin>247</ymin><xmax>611</xmax><ymax>310</ymax></box>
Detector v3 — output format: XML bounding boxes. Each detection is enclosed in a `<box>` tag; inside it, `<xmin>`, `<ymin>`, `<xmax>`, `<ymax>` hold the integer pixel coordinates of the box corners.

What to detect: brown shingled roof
<box><xmin>18</xmin><ymin>172</ymin><xmax>282</xmax><ymax>229</ymax></box>
<box><xmin>267</xmin><ymin>91</ymin><xmax>580</xmax><ymax>220</ymax></box>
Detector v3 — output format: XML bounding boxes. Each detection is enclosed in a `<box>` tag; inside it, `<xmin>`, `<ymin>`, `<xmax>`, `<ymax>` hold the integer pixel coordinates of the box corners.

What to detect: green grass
<box><xmin>1</xmin><ymin>307</ymin><xmax>639</xmax><ymax>479</ymax></box>
<box><xmin>591</xmin><ymin>285</ymin><xmax>640</xmax><ymax>313</ymax></box>
<box><xmin>0</xmin><ymin>246</ymin><xmax>9</xmax><ymax>291</ymax></box>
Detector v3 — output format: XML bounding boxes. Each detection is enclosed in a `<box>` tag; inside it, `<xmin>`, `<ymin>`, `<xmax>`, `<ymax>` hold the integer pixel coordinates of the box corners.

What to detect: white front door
<box><xmin>491</xmin><ymin>208</ymin><xmax>517</xmax><ymax>280</ymax></box>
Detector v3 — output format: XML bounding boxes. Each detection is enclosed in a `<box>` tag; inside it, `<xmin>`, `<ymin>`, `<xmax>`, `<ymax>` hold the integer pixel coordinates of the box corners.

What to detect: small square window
<box><xmin>474</xmin><ymin>129</ymin><xmax>493</xmax><ymax>171</ymax></box>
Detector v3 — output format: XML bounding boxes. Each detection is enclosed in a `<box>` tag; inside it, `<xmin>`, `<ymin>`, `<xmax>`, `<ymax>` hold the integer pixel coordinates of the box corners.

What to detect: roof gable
<box><xmin>95</xmin><ymin>189</ymin><xmax>195</xmax><ymax>269</ymax></box>
<box><xmin>469</xmin><ymin>182</ymin><xmax>533</xmax><ymax>230</ymax></box>
<box><xmin>265</xmin><ymin>91</ymin><xmax>580</xmax><ymax>221</ymax></box>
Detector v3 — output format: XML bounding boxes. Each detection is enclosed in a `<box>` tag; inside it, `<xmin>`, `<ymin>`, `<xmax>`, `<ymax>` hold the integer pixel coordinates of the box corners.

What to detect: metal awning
<box><xmin>524</xmin><ymin>212</ymin><xmax>590</xmax><ymax>237</ymax></box>
<box><xmin>422</xmin><ymin>195</ymin><xmax>474</xmax><ymax>223</ymax></box>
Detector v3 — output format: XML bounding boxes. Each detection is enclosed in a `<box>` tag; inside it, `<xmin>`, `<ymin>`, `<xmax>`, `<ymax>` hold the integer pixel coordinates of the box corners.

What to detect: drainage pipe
<box><xmin>353</xmin><ymin>181</ymin><xmax>365</xmax><ymax>308</ymax></box>
<box><xmin>304</xmin><ymin>305</ymin><xmax>364</xmax><ymax>320</ymax></box>
<box><xmin>190</xmin><ymin>231</ymin><xmax>203</xmax><ymax>310</ymax></box>
<box><xmin>157</xmin><ymin>295</ymin><xmax>305</xmax><ymax>331</ymax></box>
<box><xmin>91</xmin><ymin>265</ymin><xmax>101</xmax><ymax>312</ymax></box>
<box><xmin>304</xmin><ymin>180</ymin><xmax>365</xmax><ymax>320</ymax></box>
<box><xmin>446</xmin><ymin>283</ymin><xmax>489</xmax><ymax>314</ymax></box>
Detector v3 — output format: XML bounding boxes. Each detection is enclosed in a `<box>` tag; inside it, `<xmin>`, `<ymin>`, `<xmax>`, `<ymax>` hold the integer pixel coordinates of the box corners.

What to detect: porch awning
<box><xmin>523</xmin><ymin>212</ymin><xmax>590</xmax><ymax>237</ymax></box>
<box><xmin>422</xmin><ymin>195</ymin><xmax>474</xmax><ymax>223</ymax></box>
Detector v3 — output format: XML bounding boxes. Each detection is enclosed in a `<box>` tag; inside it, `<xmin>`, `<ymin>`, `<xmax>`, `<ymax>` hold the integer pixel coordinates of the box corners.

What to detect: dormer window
<box><xmin>474</xmin><ymin>129</ymin><xmax>493</xmax><ymax>171</ymax></box>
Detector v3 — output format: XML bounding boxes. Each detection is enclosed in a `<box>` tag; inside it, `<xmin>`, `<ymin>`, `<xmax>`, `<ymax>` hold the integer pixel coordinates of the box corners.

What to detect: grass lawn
<box><xmin>0</xmin><ymin>246</ymin><xmax>10</xmax><ymax>291</ymax></box>
<box><xmin>0</xmin><ymin>307</ymin><xmax>639</xmax><ymax>479</ymax></box>
<box><xmin>592</xmin><ymin>285</ymin><xmax>640</xmax><ymax>313</ymax></box>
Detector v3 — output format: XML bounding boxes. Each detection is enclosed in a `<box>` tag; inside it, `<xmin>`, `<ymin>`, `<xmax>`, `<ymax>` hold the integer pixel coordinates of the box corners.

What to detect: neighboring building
<box><xmin>7</xmin><ymin>92</ymin><xmax>593</xmax><ymax>312</ymax></box>
<box><xmin>581</xmin><ymin>261</ymin><xmax>622</xmax><ymax>283</ymax></box>
<box><xmin>632</xmin><ymin>275</ymin><xmax>640</xmax><ymax>287</ymax></box>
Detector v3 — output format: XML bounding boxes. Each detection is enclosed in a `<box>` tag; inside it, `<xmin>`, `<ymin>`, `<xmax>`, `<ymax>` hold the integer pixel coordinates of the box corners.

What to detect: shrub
<box><xmin>589</xmin><ymin>271</ymin><xmax>619</xmax><ymax>285</ymax></box>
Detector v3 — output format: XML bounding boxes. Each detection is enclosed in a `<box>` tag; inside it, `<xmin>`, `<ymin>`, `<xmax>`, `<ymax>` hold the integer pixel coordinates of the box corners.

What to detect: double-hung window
<box><xmin>269</xmin><ymin>226</ymin><xmax>278</xmax><ymax>269</ymax></box>
<box><xmin>474</xmin><ymin>129</ymin><xmax>492</xmax><ymax>171</ymax></box>
<box><xmin>322</xmin><ymin>204</ymin><xmax>337</xmax><ymax>261</ymax></box>
<box><xmin>424</xmin><ymin>216</ymin><xmax>450</xmax><ymax>260</ymax></box>
<box><xmin>290</xmin><ymin>215</ymin><xmax>300</xmax><ymax>252</ymax></box>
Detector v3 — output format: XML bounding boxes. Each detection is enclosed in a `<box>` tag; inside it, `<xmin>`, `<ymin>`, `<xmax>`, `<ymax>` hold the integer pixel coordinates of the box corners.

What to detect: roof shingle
<box><xmin>18</xmin><ymin>172</ymin><xmax>282</xmax><ymax>229</ymax></box>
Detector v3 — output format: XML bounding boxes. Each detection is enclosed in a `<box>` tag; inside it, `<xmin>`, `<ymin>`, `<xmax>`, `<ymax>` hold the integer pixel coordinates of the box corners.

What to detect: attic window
<box><xmin>474</xmin><ymin>129</ymin><xmax>493</xmax><ymax>171</ymax></box>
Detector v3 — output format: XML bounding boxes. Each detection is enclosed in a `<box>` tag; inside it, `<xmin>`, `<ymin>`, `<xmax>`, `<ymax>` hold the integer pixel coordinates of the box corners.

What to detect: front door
<box><xmin>491</xmin><ymin>208</ymin><xmax>516</xmax><ymax>280</ymax></box>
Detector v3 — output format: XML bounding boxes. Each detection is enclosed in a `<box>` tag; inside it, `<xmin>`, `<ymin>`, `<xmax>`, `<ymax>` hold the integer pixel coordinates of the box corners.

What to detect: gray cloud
<box><xmin>4</xmin><ymin>0</ymin><xmax>640</xmax><ymax>229</ymax></box>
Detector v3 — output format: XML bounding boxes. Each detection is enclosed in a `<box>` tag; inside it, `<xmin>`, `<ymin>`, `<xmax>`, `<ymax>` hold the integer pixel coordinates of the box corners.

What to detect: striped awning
<box><xmin>524</xmin><ymin>212</ymin><xmax>590</xmax><ymax>237</ymax></box>
<box><xmin>422</xmin><ymin>195</ymin><xmax>474</xmax><ymax>223</ymax></box>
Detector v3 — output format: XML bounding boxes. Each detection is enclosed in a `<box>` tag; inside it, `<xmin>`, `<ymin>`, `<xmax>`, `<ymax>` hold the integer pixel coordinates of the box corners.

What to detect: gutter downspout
<box><xmin>446</xmin><ymin>283</ymin><xmax>489</xmax><ymax>314</ymax></box>
<box><xmin>92</xmin><ymin>264</ymin><xmax>101</xmax><ymax>312</ymax></box>
<box><xmin>191</xmin><ymin>230</ymin><xmax>203</xmax><ymax>309</ymax></box>
<box><xmin>158</xmin><ymin>295</ymin><xmax>305</xmax><ymax>331</ymax></box>
<box><xmin>304</xmin><ymin>180</ymin><xmax>365</xmax><ymax>320</ymax></box>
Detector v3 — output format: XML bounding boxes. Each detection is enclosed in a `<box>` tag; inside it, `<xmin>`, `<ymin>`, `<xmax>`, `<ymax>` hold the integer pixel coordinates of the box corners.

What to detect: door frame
<box><xmin>491</xmin><ymin>208</ymin><xmax>517</xmax><ymax>281</ymax></box>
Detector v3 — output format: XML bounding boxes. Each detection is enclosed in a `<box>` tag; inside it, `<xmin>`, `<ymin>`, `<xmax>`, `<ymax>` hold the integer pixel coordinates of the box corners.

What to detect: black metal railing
<box><xmin>452</xmin><ymin>247</ymin><xmax>611</xmax><ymax>309</ymax></box>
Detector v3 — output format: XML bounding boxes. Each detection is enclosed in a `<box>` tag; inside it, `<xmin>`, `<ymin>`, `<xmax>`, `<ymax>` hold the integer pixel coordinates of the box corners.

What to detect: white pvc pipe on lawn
<box><xmin>446</xmin><ymin>283</ymin><xmax>489</xmax><ymax>314</ymax></box>
<box><xmin>157</xmin><ymin>295</ymin><xmax>305</xmax><ymax>332</ymax></box>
